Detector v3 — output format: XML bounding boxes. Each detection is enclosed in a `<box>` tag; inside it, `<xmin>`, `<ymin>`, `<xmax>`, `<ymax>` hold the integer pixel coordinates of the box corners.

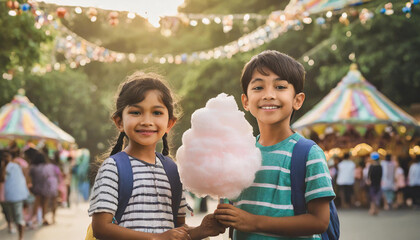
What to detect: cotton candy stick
<box><xmin>176</xmin><ymin>93</ymin><xmax>261</xmax><ymax>199</ymax></box>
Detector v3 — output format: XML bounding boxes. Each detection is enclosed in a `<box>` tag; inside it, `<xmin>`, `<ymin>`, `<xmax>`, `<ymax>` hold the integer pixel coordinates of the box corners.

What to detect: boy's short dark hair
<box><xmin>240</xmin><ymin>50</ymin><xmax>305</xmax><ymax>95</ymax></box>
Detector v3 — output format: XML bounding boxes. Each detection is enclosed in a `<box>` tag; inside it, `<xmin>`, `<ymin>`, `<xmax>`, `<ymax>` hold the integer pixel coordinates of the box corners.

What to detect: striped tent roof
<box><xmin>0</xmin><ymin>91</ymin><xmax>75</xmax><ymax>144</ymax></box>
<box><xmin>292</xmin><ymin>65</ymin><xmax>419</xmax><ymax>132</ymax></box>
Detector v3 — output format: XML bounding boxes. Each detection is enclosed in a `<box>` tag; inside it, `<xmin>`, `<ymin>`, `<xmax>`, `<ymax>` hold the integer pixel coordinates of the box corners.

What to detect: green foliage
<box><xmin>0</xmin><ymin>3</ymin><xmax>51</xmax><ymax>75</ymax></box>
<box><xmin>2</xmin><ymin>0</ymin><xmax>419</xmax><ymax>158</ymax></box>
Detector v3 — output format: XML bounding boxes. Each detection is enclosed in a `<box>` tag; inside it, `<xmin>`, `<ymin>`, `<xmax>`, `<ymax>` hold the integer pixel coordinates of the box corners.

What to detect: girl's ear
<box><xmin>241</xmin><ymin>94</ymin><xmax>249</xmax><ymax>111</ymax></box>
<box><xmin>113</xmin><ymin>115</ymin><xmax>124</xmax><ymax>132</ymax></box>
<box><xmin>166</xmin><ymin>118</ymin><xmax>176</xmax><ymax>133</ymax></box>
<box><xmin>293</xmin><ymin>92</ymin><xmax>305</xmax><ymax>111</ymax></box>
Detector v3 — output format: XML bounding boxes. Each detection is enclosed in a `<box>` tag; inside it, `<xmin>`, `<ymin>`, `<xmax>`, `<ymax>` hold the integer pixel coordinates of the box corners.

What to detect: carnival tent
<box><xmin>0</xmin><ymin>90</ymin><xmax>75</xmax><ymax>148</ymax></box>
<box><xmin>292</xmin><ymin>64</ymin><xmax>419</xmax><ymax>150</ymax></box>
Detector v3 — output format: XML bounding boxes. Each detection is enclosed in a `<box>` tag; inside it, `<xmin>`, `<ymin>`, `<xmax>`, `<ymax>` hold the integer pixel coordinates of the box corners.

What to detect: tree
<box><xmin>0</xmin><ymin>3</ymin><xmax>51</xmax><ymax>78</ymax></box>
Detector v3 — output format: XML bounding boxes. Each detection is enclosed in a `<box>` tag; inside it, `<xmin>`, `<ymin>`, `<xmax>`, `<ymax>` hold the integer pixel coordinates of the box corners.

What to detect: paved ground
<box><xmin>1</xmin><ymin>197</ymin><xmax>419</xmax><ymax>240</ymax></box>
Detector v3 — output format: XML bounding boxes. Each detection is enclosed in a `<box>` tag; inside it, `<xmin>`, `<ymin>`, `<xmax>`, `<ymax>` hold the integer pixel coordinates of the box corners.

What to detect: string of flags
<box><xmin>2</xmin><ymin>0</ymin><xmax>419</xmax><ymax>79</ymax></box>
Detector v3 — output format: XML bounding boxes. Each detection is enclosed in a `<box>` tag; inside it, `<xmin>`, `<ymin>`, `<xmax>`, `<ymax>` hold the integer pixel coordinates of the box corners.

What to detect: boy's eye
<box><xmin>251</xmin><ymin>86</ymin><xmax>263</xmax><ymax>90</ymax></box>
<box><xmin>276</xmin><ymin>85</ymin><xmax>287</xmax><ymax>89</ymax></box>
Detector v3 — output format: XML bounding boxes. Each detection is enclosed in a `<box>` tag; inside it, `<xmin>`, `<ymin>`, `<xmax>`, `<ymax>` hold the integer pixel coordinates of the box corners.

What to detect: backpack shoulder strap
<box><xmin>156</xmin><ymin>152</ymin><xmax>183</xmax><ymax>227</ymax></box>
<box><xmin>110</xmin><ymin>151</ymin><xmax>133</xmax><ymax>223</ymax></box>
<box><xmin>290</xmin><ymin>137</ymin><xmax>316</xmax><ymax>215</ymax></box>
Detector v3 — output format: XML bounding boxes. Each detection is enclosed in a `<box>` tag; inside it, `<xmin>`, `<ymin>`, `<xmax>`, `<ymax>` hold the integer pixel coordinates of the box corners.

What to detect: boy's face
<box><xmin>241</xmin><ymin>67</ymin><xmax>305</xmax><ymax>127</ymax></box>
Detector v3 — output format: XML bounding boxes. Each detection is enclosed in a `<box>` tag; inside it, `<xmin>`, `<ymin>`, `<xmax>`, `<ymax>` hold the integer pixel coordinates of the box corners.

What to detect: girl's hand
<box><xmin>214</xmin><ymin>203</ymin><xmax>256</xmax><ymax>233</ymax></box>
<box><xmin>199</xmin><ymin>213</ymin><xmax>226</xmax><ymax>237</ymax></box>
<box><xmin>154</xmin><ymin>227</ymin><xmax>191</xmax><ymax>240</ymax></box>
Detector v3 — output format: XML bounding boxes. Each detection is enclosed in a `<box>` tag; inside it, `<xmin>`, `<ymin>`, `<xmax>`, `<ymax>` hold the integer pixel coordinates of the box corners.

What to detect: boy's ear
<box><xmin>241</xmin><ymin>94</ymin><xmax>249</xmax><ymax>111</ymax></box>
<box><xmin>293</xmin><ymin>92</ymin><xmax>305</xmax><ymax>111</ymax></box>
<box><xmin>113</xmin><ymin>115</ymin><xmax>124</xmax><ymax>132</ymax></box>
<box><xmin>166</xmin><ymin>118</ymin><xmax>176</xmax><ymax>133</ymax></box>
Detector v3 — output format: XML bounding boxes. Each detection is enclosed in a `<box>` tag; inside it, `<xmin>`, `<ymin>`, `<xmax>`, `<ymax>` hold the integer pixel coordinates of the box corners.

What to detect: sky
<box><xmin>35</xmin><ymin>0</ymin><xmax>185</xmax><ymax>27</ymax></box>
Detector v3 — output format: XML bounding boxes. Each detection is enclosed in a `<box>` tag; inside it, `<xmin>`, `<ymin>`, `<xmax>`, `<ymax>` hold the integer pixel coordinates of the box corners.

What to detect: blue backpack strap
<box><xmin>110</xmin><ymin>151</ymin><xmax>133</xmax><ymax>223</ymax></box>
<box><xmin>156</xmin><ymin>152</ymin><xmax>183</xmax><ymax>227</ymax></box>
<box><xmin>290</xmin><ymin>137</ymin><xmax>316</xmax><ymax>215</ymax></box>
<box><xmin>291</xmin><ymin>138</ymin><xmax>340</xmax><ymax>240</ymax></box>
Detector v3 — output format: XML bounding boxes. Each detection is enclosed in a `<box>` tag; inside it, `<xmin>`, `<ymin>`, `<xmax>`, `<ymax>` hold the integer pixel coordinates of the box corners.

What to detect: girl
<box><xmin>88</xmin><ymin>72</ymin><xmax>225</xmax><ymax>240</ymax></box>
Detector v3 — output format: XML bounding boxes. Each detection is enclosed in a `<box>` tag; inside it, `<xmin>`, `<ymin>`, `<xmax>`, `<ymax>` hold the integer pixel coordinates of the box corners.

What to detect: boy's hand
<box><xmin>214</xmin><ymin>203</ymin><xmax>256</xmax><ymax>232</ymax></box>
<box><xmin>199</xmin><ymin>213</ymin><xmax>226</xmax><ymax>236</ymax></box>
<box><xmin>154</xmin><ymin>227</ymin><xmax>191</xmax><ymax>240</ymax></box>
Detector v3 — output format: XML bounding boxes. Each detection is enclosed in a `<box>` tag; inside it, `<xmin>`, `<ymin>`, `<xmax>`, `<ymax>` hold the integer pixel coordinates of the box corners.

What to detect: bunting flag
<box><xmin>0</xmin><ymin>90</ymin><xmax>75</xmax><ymax>148</ymax></box>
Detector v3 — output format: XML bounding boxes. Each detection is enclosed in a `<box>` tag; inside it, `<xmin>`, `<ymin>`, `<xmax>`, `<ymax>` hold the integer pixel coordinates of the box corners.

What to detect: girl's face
<box><xmin>114</xmin><ymin>90</ymin><xmax>176</xmax><ymax>149</ymax></box>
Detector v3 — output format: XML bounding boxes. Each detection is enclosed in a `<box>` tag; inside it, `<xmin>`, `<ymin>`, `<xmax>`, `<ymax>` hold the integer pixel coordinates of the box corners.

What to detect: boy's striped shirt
<box><xmin>88</xmin><ymin>155</ymin><xmax>190</xmax><ymax>233</ymax></box>
<box><xmin>234</xmin><ymin>133</ymin><xmax>335</xmax><ymax>240</ymax></box>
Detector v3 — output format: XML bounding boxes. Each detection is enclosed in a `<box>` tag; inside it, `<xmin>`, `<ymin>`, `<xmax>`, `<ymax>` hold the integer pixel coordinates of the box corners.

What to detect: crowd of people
<box><xmin>329</xmin><ymin>150</ymin><xmax>420</xmax><ymax>215</ymax></box>
<box><xmin>0</xmin><ymin>141</ymin><xmax>74</xmax><ymax>240</ymax></box>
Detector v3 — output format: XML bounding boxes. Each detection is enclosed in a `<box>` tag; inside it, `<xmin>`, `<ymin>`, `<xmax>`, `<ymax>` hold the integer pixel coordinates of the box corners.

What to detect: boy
<box><xmin>215</xmin><ymin>50</ymin><xmax>335</xmax><ymax>239</ymax></box>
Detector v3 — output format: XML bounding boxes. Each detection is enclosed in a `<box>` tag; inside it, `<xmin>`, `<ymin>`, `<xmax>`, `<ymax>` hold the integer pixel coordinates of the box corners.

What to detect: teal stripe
<box><xmin>6</xmin><ymin>108</ymin><xmax>22</xmax><ymax>134</ymax></box>
<box><xmin>325</xmin><ymin>88</ymin><xmax>346</xmax><ymax>121</ymax></box>
<box><xmin>235</xmin><ymin>230</ymin><xmax>321</xmax><ymax>240</ymax></box>
<box><xmin>255</xmin><ymin>170</ymin><xmax>286</xmax><ymax>186</ymax></box>
<box><xmin>353</xmin><ymin>89</ymin><xmax>371</xmax><ymax>120</ymax></box>
<box><xmin>371</xmin><ymin>92</ymin><xmax>400</xmax><ymax>121</ymax></box>
<box><xmin>244</xmin><ymin>186</ymin><xmax>292</xmax><ymax>205</ymax></box>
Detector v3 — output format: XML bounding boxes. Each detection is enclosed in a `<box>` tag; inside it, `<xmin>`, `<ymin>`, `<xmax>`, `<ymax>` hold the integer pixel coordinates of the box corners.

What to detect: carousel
<box><xmin>292</xmin><ymin>64</ymin><xmax>420</xmax><ymax>157</ymax></box>
<box><xmin>0</xmin><ymin>89</ymin><xmax>76</xmax><ymax>150</ymax></box>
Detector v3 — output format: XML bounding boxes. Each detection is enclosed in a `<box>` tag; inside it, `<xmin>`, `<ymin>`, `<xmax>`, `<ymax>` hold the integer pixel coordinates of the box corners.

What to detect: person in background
<box><xmin>52</xmin><ymin>151</ymin><xmax>65</xmax><ymax>207</ymax></box>
<box><xmin>1</xmin><ymin>149</ymin><xmax>29</xmax><ymax>240</ymax></box>
<box><xmin>336</xmin><ymin>152</ymin><xmax>356</xmax><ymax>208</ymax></box>
<box><xmin>9</xmin><ymin>142</ymin><xmax>35</xmax><ymax>228</ymax></box>
<box><xmin>407</xmin><ymin>153</ymin><xmax>420</xmax><ymax>208</ymax></box>
<box><xmin>367</xmin><ymin>152</ymin><xmax>382</xmax><ymax>216</ymax></box>
<box><xmin>29</xmin><ymin>151</ymin><xmax>60</xmax><ymax>225</ymax></box>
<box><xmin>62</xmin><ymin>155</ymin><xmax>73</xmax><ymax>208</ymax></box>
<box><xmin>354</xmin><ymin>160</ymin><xmax>366</xmax><ymax>207</ymax></box>
<box><xmin>393</xmin><ymin>158</ymin><xmax>406</xmax><ymax>209</ymax></box>
<box><xmin>1</xmin><ymin>150</ymin><xmax>14</xmax><ymax>234</ymax></box>
<box><xmin>381</xmin><ymin>154</ymin><xmax>396</xmax><ymax>210</ymax></box>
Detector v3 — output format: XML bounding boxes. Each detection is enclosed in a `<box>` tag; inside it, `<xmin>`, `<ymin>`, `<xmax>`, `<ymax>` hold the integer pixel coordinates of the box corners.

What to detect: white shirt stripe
<box><xmin>251</xmin><ymin>183</ymin><xmax>291</xmax><ymax>191</ymax></box>
<box><xmin>270</xmin><ymin>150</ymin><xmax>292</xmax><ymax>157</ymax></box>
<box><xmin>305</xmin><ymin>187</ymin><xmax>334</xmax><ymax>198</ymax></box>
<box><xmin>306</xmin><ymin>158</ymin><xmax>325</xmax><ymax>166</ymax></box>
<box><xmin>305</xmin><ymin>173</ymin><xmax>331</xmax><ymax>182</ymax></box>
<box><xmin>289</xmin><ymin>139</ymin><xmax>297</xmax><ymax>143</ymax></box>
<box><xmin>259</xmin><ymin>165</ymin><xmax>290</xmax><ymax>174</ymax></box>
<box><xmin>235</xmin><ymin>200</ymin><xmax>294</xmax><ymax>210</ymax></box>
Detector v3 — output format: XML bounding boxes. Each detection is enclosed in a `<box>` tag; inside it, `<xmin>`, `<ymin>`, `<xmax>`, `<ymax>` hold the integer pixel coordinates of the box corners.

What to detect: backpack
<box><xmin>85</xmin><ymin>151</ymin><xmax>183</xmax><ymax>240</ymax></box>
<box><xmin>290</xmin><ymin>138</ymin><xmax>340</xmax><ymax>240</ymax></box>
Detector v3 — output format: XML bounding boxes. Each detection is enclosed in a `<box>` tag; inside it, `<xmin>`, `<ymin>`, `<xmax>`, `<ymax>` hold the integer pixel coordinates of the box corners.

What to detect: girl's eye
<box><xmin>129</xmin><ymin>111</ymin><xmax>141</xmax><ymax>115</ymax></box>
<box><xmin>251</xmin><ymin>86</ymin><xmax>263</xmax><ymax>90</ymax></box>
<box><xmin>153</xmin><ymin>111</ymin><xmax>163</xmax><ymax>116</ymax></box>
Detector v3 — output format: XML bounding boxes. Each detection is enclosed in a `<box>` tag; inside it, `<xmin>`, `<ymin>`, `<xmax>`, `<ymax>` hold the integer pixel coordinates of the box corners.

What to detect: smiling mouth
<box><xmin>259</xmin><ymin>106</ymin><xmax>280</xmax><ymax>109</ymax></box>
<box><xmin>136</xmin><ymin>130</ymin><xmax>157</xmax><ymax>133</ymax></box>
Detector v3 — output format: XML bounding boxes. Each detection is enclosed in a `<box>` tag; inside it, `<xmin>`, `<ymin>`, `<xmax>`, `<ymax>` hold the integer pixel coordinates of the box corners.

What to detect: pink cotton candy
<box><xmin>176</xmin><ymin>93</ymin><xmax>261</xmax><ymax>199</ymax></box>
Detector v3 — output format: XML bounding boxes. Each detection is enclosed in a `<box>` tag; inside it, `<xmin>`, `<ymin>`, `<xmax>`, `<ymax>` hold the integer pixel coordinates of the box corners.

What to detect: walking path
<box><xmin>1</xmin><ymin>197</ymin><xmax>419</xmax><ymax>240</ymax></box>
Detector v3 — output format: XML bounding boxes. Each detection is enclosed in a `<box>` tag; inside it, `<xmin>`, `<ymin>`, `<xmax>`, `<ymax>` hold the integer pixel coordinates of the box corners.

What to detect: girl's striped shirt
<box><xmin>88</xmin><ymin>154</ymin><xmax>190</xmax><ymax>233</ymax></box>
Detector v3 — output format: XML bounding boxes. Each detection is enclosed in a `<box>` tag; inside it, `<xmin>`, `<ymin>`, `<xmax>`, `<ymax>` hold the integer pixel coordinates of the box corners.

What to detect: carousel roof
<box><xmin>292</xmin><ymin>64</ymin><xmax>419</xmax><ymax>132</ymax></box>
<box><xmin>0</xmin><ymin>90</ymin><xmax>75</xmax><ymax>144</ymax></box>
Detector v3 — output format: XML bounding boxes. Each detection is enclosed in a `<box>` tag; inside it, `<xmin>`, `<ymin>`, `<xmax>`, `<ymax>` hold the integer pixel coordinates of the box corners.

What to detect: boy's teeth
<box><xmin>261</xmin><ymin>106</ymin><xmax>278</xmax><ymax>109</ymax></box>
